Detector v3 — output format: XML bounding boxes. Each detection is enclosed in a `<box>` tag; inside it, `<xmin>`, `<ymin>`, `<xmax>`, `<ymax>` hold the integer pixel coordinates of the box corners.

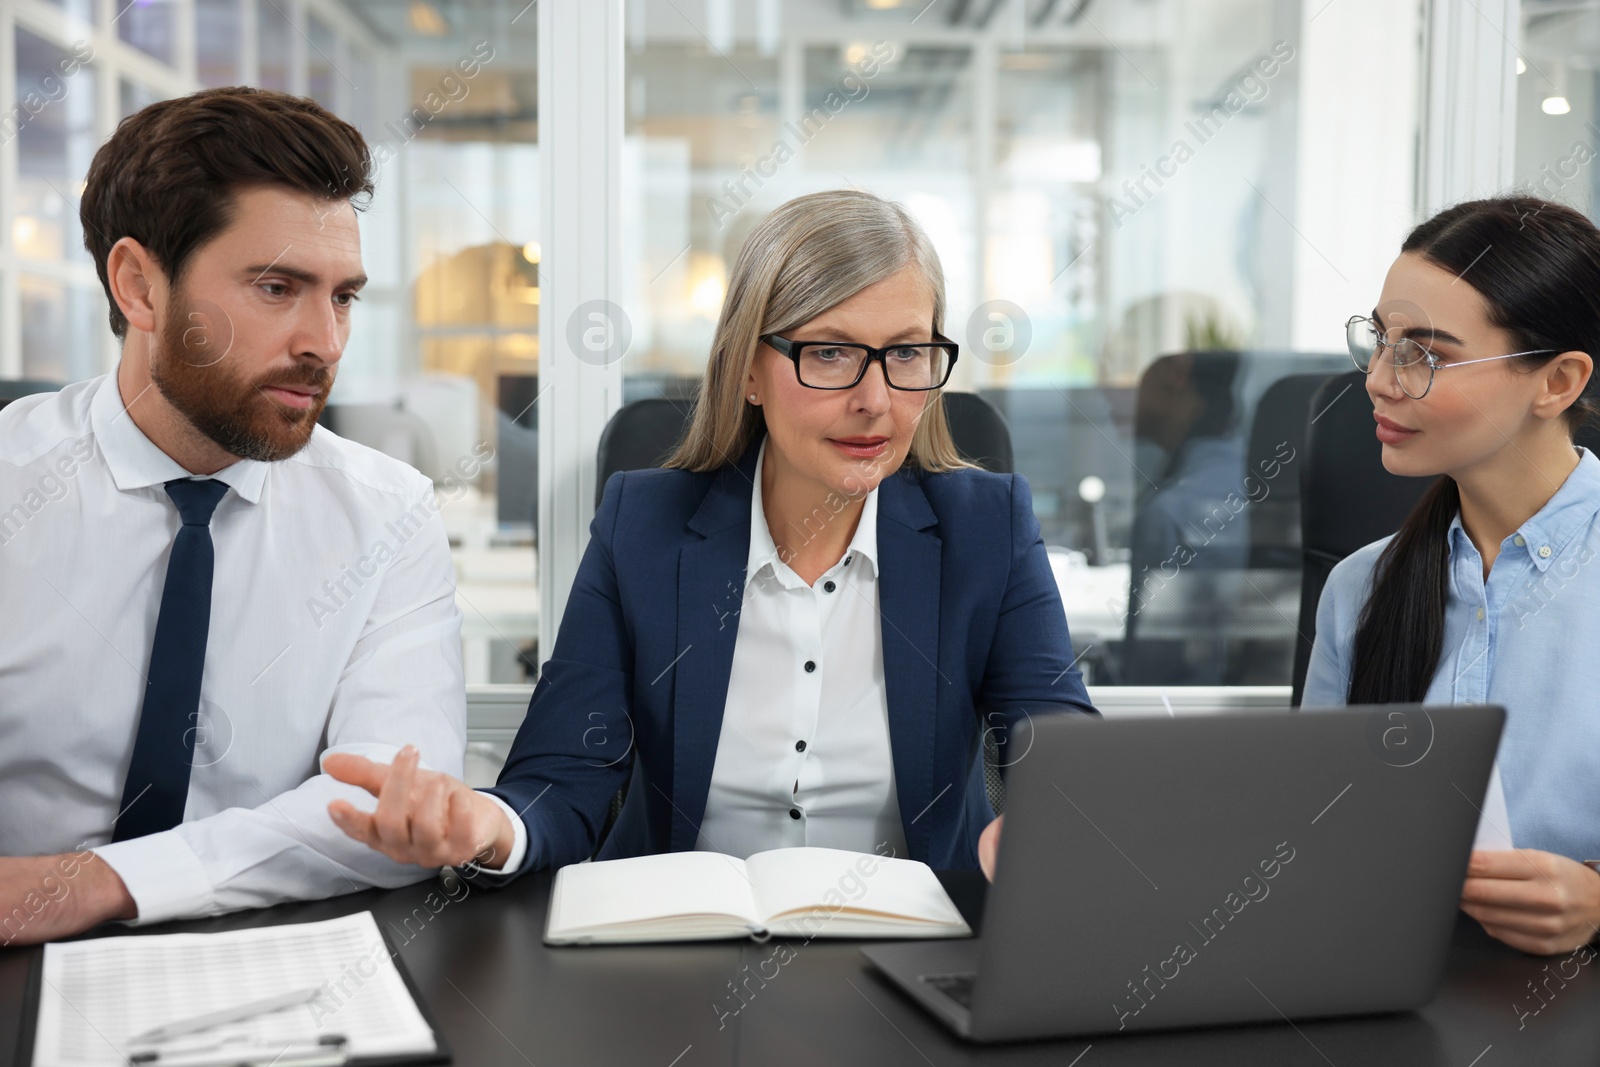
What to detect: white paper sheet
<box><xmin>1471</xmin><ymin>760</ymin><xmax>1515</xmax><ymax>851</ymax></box>
<box><xmin>32</xmin><ymin>911</ymin><xmax>435</xmax><ymax>1067</ymax></box>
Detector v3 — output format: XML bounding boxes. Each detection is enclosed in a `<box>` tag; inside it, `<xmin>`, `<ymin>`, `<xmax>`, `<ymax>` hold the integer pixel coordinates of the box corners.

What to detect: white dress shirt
<box><xmin>0</xmin><ymin>375</ymin><xmax>468</xmax><ymax>924</ymax></box>
<box><xmin>692</xmin><ymin>436</ymin><xmax>909</xmax><ymax>860</ymax></box>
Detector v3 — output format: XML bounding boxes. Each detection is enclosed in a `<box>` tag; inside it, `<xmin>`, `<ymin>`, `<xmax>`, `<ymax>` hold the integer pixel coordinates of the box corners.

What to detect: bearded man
<box><xmin>0</xmin><ymin>87</ymin><xmax>486</xmax><ymax>943</ymax></box>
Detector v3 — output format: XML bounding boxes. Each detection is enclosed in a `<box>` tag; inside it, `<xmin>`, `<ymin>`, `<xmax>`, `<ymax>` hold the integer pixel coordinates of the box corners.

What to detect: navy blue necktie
<box><xmin>113</xmin><ymin>478</ymin><xmax>231</xmax><ymax>842</ymax></box>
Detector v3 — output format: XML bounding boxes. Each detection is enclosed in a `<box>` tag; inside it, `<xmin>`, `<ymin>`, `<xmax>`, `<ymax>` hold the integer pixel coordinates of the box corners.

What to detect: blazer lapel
<box><xmin>669</xmin><ymin>439</ymin><xmax>762</xmax><ymax>851</ymax></box>
<box><xmin>875</xmin><ymin>469</ymin><xmax>942</xmax><ymax>861</ymax></box>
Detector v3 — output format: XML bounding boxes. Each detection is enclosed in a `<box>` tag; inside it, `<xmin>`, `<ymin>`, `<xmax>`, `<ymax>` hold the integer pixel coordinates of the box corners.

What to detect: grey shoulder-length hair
<box><xmin>662</xmin><ymin>189</ymin><xmax>975</xmax><ymax>473</ymax></box>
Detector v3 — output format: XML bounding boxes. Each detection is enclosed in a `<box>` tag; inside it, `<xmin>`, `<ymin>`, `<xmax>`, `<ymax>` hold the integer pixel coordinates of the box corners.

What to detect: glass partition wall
<box><xmin>0</xmin><ymin>0</ymin><xmax>1464</xmax><ymax>698</ymax></box>
<box><xmin>0</xmin><ymin>0</ymin><xmax>540</xmax><ymax>691</ymax></box>
<box><xmin>622</xmin><ymin>0</ymin><xmax>1422</xmax><ymax>685</ymax></box>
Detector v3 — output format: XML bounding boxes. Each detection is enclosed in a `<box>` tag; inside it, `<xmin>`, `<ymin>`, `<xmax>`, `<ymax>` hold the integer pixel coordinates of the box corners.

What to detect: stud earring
<box><xmin>748</xmin><ymin>394</ymin><xmax>758</xmax><ymax>403</ymax></box>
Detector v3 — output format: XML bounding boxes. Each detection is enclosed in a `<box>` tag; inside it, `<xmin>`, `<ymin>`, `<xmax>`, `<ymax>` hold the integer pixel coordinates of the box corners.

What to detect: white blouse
<box><xmin>693</xmin><ymin>437</ymin><xmax>909</xmax><ymax>859</ymax></box>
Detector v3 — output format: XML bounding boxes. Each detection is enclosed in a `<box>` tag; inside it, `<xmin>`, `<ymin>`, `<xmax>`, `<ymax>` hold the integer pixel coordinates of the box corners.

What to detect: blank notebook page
<box><xmin>550</xmin><ymin>852</ymin><xmax>761</xmax><ymax>931</ymax></box>
<box><xmin>32</xmin><ymin>911</ymin><xmax>435</xmax><ymax>1067</ymax></box>
<box><xmin>745</xmin><ymin>848</ymin><xmax>968</xmax><ymax>925</ymax></box>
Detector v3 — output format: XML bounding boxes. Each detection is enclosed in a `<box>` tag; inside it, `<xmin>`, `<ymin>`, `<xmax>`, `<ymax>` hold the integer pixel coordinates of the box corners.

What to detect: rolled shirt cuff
<box><xmin>92</xmin><ymin>831</ymin><xmax>213</xmax><ymax>926</ymax></box>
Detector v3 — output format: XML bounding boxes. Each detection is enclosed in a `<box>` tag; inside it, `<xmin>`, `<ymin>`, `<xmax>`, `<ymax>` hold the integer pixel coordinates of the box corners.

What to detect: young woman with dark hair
<box><xmin>1303</xmin><ymin>196</ymin><xmax>1600</xmax><ymax>955</ymax></box>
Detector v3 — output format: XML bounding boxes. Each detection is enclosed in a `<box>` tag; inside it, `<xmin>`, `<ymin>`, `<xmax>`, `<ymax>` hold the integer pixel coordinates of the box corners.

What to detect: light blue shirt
<box><xmin>1303</xmin><ymin>447</ymin><xmax>1600</xmax><ymax>861</ymax></box>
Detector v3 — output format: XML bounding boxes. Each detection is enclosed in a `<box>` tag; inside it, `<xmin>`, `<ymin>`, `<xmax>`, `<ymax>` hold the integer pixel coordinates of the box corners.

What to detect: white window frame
<box><xmin>536</xmin><ymin>0</ymin><xmax>625</xmax><ymax>658</ymax></box>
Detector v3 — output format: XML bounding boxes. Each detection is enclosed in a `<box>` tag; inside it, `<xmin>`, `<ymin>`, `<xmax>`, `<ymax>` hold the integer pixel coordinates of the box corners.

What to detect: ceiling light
<box><xmin>408</xmin><ymin>1</ymin><xmax>446</xmax><ymax>36</ymax></box>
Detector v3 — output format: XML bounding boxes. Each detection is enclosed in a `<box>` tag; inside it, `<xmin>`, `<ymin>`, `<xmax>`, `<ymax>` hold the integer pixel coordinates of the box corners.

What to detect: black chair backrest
<box><xmin>0</xmin><ymin>379</ymin><xmax>63</xmax><ymax>404</ymax></box>
<box><xmin>941</xmin><ymin>391</ymin><xmax>1013</xmax><ymax>474</ymax></box>
<box><xmin>595</xmin><ymin>398</ymin><xmax>697</xmax><ymax>507</ymax></box>
<box><xmin>595</xmin><ymin>392</ymin><xmax>1014</xmax><ymax>507</ymax></box>
<box><xmin>1291</xmin><ymin>371</ymin><xmax>1431</xmax><ymax>704</ymax></box>
<box><xmin>1246</xmin><ymin>373</ymin><xmax>1345</xmax><ymax>569</ymax></box>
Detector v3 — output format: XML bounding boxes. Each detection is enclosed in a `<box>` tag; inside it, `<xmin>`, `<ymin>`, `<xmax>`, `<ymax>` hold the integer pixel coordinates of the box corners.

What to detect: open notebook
<box><xmin>544</xmin><ymin>847</ymin><xmax>972</xmax><ymax>945</ymax></box>
<box><xmin>28</xmin><ymin>912</ymin><xmax>445</xmax><ymax>1067</ymax></box>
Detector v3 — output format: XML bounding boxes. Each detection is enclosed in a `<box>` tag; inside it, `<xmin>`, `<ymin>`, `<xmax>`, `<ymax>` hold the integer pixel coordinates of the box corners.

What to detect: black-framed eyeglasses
<box><xmin>761</xmin><ymin>333</ymin><xmax>959</xmax><ymax>391</ymax></box>
<box><xmin>1345</xmin><ymin>314</ymin><xmax>1557</xmax><ymax>400</ymax></box>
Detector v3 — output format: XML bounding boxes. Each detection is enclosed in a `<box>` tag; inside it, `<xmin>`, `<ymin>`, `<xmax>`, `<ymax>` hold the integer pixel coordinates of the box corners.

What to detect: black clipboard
<box><xmin>12</xmin><ymin>921</ymin><xmax>452</xmax><ymax>1067</ymax></box>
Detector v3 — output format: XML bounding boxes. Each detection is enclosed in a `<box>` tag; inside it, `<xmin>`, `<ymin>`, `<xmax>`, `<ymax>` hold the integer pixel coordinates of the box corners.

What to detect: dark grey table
<box><xmin>4</xmin><ymin>870</ymin><xmax>1596</xmax><ymax>1066</ymax></box>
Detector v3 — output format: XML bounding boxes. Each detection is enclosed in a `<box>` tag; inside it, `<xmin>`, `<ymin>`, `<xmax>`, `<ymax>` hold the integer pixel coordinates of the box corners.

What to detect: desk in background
<box><xmin>5</xmin><ymin>871</ymin><xmax>1592</xmax><ymax>1066</ymax></box>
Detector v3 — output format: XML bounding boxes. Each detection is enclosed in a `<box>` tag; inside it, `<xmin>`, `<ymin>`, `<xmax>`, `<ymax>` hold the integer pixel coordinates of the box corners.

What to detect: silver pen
<box><xmin>127</xmin><ymin>986</ymin><xmax>324</xmax><ymax>1046</ymax></box>
<box><xmin>127</xmin><ymin>1034</ymin><xmax>348</xmax><ymax>1067</ymax></box>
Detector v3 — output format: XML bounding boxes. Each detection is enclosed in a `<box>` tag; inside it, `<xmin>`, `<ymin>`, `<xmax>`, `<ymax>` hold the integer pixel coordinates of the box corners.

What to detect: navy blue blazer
<box><xmin>479</xmin><ymin>433</ymin><xmax>1096</xmax><ymax>879</ymax></box>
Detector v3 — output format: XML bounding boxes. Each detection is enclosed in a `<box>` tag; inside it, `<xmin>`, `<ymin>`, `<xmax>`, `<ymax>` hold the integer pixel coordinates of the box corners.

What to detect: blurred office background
<box><xmin>0</xmin><ymin>0</ymin><xmax>1573</xmax><ymax>701</ymax></box>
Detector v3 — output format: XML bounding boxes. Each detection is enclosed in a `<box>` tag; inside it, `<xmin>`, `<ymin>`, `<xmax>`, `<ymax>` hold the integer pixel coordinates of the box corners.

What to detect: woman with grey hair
<box><xmin>327</xmin><ymin>189</ymin><xmax>1097</xmax><ymax>879</ymax></box>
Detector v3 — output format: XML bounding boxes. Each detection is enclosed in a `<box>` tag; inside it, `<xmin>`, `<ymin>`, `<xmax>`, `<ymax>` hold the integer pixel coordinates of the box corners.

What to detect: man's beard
<box><xmin>149</xmin><ymin>292</ymin><xmax>333</xmax><ymax>463</ymax></box>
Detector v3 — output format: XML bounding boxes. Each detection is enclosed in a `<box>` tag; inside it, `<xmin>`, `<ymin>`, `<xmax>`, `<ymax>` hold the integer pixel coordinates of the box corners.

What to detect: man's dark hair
<box><xmin>80</xmin><ymin>86</ymin><xmax>375</xmax><ymax>340</ymax></box>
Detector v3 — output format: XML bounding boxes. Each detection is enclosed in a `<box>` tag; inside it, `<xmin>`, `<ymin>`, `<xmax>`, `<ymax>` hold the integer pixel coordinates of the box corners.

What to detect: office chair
<box><xmin>1245</xmin><ymin>373</ymin><xmax>1346</xmax><ymax>570</ymax></box>
<box><xmin>941</xmin><ymin>391</ymin><xmax>1014</xmax><ymax>474</ymax></box>
<box><xmin>0</xmin><ymin>379</ymin><xmax>64</xmax><ymax>407</ymax></box>
<box><xmin>1290</xmin><ymin>371</ymin><xmax>1432</xmax><ymax>704</ymax></box>
<box><xmin>589</xmin><ymin>391</ymin><xmax>1018</xmax><ymax>847</ymax></box>
<box><xmin>593</xmin><ymin>397</ymin><xmax>696</xmax><ymax>507</ymax></box>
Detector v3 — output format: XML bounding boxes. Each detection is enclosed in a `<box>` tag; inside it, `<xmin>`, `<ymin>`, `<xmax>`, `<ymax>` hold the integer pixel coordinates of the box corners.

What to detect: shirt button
<box><xmin>795</xmin><ymin>739</ymin><xmax>807</xmax><ymax>752</ymax></box>
<box><xmin>1476</xmin><ymin>608</ymin><xmax>1485</xmax><ymax>620</ymax></box>
<box><xmin>1539</xmin><ymin>545</ymin><xmax>1552</xmax><ymax>558</ymax></box>
<box><xmin>845</xmin><ymin>556</ymin><xmax>852</xmax><ymax>566</ymax></box>
<box><xmin>823</xmin><ymin>580</ymin><xmax>836</xmax><ymax>593</ymax></box>
<box><xmin>804</xmin><ymin>660</ymin><xmax>816</xmax><ymax>672</ymax></box>
<box><xmin>1514</xmin><ymin>535</ymin><xmax>1526</xmax><ymax>547</ymax></box>
<box><xmin>789</xmin><ymin>808</ymin><xmax>801</xmax><ymax>820</ymax></box>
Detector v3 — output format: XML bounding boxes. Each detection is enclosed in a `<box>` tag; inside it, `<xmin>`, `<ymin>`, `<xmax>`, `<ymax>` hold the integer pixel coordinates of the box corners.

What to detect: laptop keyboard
<box><xmin>920</xmin><ymin>972</ymin><xmax>978</xmax><ymax>1009</ymax></box>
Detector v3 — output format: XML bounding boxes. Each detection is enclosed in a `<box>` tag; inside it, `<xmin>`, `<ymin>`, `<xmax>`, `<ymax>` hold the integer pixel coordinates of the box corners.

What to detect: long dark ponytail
<box><xmin>1347</xmin><ymin>197</ymin><xmax>1600</xmax><ymax>704</ymax></box>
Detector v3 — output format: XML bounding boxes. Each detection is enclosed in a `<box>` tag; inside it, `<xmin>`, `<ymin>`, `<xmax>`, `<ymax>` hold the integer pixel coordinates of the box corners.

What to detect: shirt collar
<box><xmin>746</xmin><ymin>435</ymin><xmax>880</xmax><ymax>589</ymax></box>
<box><xmin>1448</xmin><ymin>446</ymin><xmax>1600</xmax><ymax>571</ymax></box>
<box><xmin>90</xmin><ymin>372</ymin><xmax>268</xmax><ymax>504</ymax></box>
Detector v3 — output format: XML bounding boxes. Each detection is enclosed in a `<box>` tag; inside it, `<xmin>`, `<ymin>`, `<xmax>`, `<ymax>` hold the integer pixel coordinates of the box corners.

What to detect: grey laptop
<box><xmin>863</xmin><ymin>704</ymin><xmax>1504</xmax><ymax>1043</ymax></box>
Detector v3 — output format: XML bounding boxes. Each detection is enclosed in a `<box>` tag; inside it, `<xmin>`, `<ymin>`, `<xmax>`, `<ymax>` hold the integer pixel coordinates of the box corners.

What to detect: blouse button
<box><xmin>804</xmin><ymin>660</ymin><xmax>816</xmax><ymax>673</ymax></box>
<box><xmin>795</xmin><ymin>739</ymin><xmax>807</xmax><ymax>752</ymax></box>
<box><xmin>823</xmin><ymin>580</ymin><xmax>836</xmax><ymax>593</ymax></box>
<box><xmin>789</xmin><ymin>808</ymin><xmax>802</xmax><ymax>820</ymax></box>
